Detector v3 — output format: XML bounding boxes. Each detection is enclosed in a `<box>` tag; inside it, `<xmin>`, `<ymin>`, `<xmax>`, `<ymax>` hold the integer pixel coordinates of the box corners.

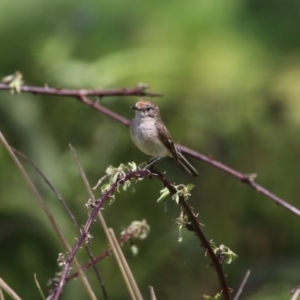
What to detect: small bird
<box><xmin>130</xmin><ymin>100</ymin><xmax>199</xmax><ymax>177</ymax></box>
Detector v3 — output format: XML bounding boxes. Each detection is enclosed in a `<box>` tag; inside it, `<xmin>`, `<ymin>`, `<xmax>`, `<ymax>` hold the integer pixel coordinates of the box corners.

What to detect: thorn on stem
<box><xmin>241</xmin><ymin>173</ymin><xmax>257</xmax><ymax>184</ymax></box>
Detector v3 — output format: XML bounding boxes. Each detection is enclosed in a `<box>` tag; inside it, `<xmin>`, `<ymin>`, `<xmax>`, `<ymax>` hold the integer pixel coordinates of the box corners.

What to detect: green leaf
<box><xmin>173</xmin><ymin>194</ymin><xmax>180</xmax><ymax>204</ymax></box>
<box><xmin>108</xmin><ymin>194</ymin><xmax>115</xmax><ymax>205</ymax></box>
<box><xmin>203</xmin><ymin>293</ymin><xmax>221</xmax><ymax>299</ymax></box>
<box><xmin>219</xmin><ymin>244</ymin><xmax>238</xmax><ymax>264</ymax></box>
<box><xmin>2</xmin><ymin>71</ymin><xmax>24</xmax><ymax>94</ymax></box>
<box><xmin>186</xmin><ymin>183</ymin><xmax>195</xmax><ymax>191</ymax></box>
<box><xmin>100</xmin><ymin>183</ymin><xmax>111</xmax><ymax>193</ymax></box>
<box><xmin>128</xmin><ymin>161</ymin><xmax>137</xmax><ymax>171</ymax></box>
<box><xmin>157</xmin><ymin>187</ymin><xmax>171</xmax><ymax>204</ymax></box>
<box><xmin>106</xmin><ymin>165</ymin><xmax>116</xmax><ymax>175</ymax></box>
<box><xmin>123</xmin><ymin>180</ymin><xmax>131</xmax><ymax>191</ymax></box>
<box><xmin>110</xmin><ymin>172</ymin><xmax>119</xmax><ymax>185</ymax></box>
<box><xmin>209</xmin><ymin>242</ymin><xmax>238</xmax><ymax>264</ymax></box>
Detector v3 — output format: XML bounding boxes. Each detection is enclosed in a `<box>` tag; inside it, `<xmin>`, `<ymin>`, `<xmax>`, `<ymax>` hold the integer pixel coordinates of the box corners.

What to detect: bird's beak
<box><xmin>131</xmin><ymin>105</ymin><xmax>138</xmax><ymax>110</ymax></box>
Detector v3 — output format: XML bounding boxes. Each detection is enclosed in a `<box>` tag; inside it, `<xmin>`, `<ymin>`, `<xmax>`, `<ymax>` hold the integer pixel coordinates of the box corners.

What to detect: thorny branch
<box><xmin>151</xmin><ymin>169</ymin><xmax>232</xmax><ymax>299</ymax></box>
<box><xmin>65</xmin><ymin>230</ymin><xmax>141</xmax><ymax>283</ymax></box>
<box><xmin>11</xmin><ymin>147</ymin><xmax>109</xmax><ymax>300</ymax></box>
<box><xmin>0</xmin><ymin>82</ymin><xmax>163</xmax><ymax>98</ymax></box>
<box><xmin>50</xmin><ymin>168</ymin><xmax>231</xmax><ymax>300</ymax></box>
<box><xmin>1</xmin><ymin>80</ymin><xmax>298</xmax><ymax>217</ymax></box>
<box><xmin>51</xmin><ymin>169</ymin><xmax>151</xmax><ymax>300</ymax></box>
<box><xmin>78</xmin><ymin>94</ymin><xmax>300</xmax><ymax>217</ymax></box>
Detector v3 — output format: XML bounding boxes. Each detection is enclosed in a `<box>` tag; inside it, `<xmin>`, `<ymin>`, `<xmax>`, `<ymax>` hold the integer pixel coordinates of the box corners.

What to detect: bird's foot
<box><xmin>144</xmin><ymin>157</ymin><xmax>161</xmax><ymax>173</ymax></box>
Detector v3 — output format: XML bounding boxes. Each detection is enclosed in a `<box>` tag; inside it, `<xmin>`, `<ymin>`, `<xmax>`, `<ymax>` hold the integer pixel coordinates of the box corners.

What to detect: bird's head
<box><xmin>131</xmin><ymin>100</ymin><xmax>160</xmax><ymax>119</ymax></box>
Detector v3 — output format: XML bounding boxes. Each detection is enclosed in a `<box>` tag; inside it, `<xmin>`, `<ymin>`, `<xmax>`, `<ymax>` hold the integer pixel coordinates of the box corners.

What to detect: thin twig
<box><xmin>149</xmin><ymin>286</ymin><xmax>157</xmax><ymax>300</ymax></box>
<box><xmin>2</xmin><ymin>81</ymin><xmax>297</xmax><ymax>216</ymax></box>
<box><xmin>180</xmin><ymin>197</ymin><xmax>231</xmax><ymax>299</ymax></box>
<box><xmin>178</xmin><ymin>145</ymin><xmax>300</xmax><ymax>217</ymax></box>
<box><xmin>51</xmin><ymin>169</ymin><xmax>151</xmax><ymax>298</ymax></box>
<box><xmin>233</xmin><ymin>270</ymin><xmax>251</xmax><ymax>300</ymax></box>
<box><xmin>11</xmin><ymin>147</ymin><xmax>78</xmax><ymax>227</ymax></box>
<box><xmin>291</xmin><ymin>286</ymin><xmax>300</xmax><ymax>300</ymax></box>
<box><xmin>53</xmin><ymin>166</ymin><xmax>230</xmax><ymax>300</ymax></box>
<box><xmin>106</xmin><ymin>227</ymin><xmax>137</xmax><ymax>300</ymax></box>
<box><xmin>0</xmin><ymin>83</ymin><xmax>163</xmax><ymax>98</ymax></box>
<box><xmin>151</xmin><ymin>170</ymin><xmax>231</xmax><ymax>300</ymax></box>
<box><xmin>50</xmin><ymin>169</ymin><xmax>150</xmax><ymax>298</ymax></box>
<box><xmin>65</xmin><ymin>230</ymin><xmax>138</xmax><ymax>282</ymax></box>
<box><xmin>11</xmin><ymin>146</ymin><xmax>109</xmax><ymax>300</ymax></box>
<box><xmin>34</xmin><ymin>274</ymin><xmax>46</xmax><ymax>300</ymax></box>
<box><xmin>108</xmin><ymin>228</ymin><xmax>143</xmax><ymax>300</ymax></box>
<box><xmin>79</xmin><ymin>95</ymin><xmax>130</xmax><ymax>126</ymax></box>
<box><xmin>77</xmin><ymin>95</ymin><xmax>300</xmax><ymax>218</ymax></box>
<box><xmin>72</xmin><ymin>138</ymin><xmax>141</xmax><ymax>299</ymax></box>
<box><xmin>0</xmin><ymin>132</ymin><xmax>97</xmax><ymax>300</ymax></box>
<box><xmin>0</xmin><ymin>278</ymin><xmax>22</xmax><ymax>300</ymax></box>
<box><xmin>71</xmin><ymin>143</ymin><xmax>142</xmax><ymax>299</ymax></box>
<box><xmin>68</xmin><ymin>145</ymin><xmax>110</xmax><ymax>299</ymax></box>
<box><xmin>0</xmin><ymin>285</ymin><xmax>4</xmax><ymax>300</ymax></box>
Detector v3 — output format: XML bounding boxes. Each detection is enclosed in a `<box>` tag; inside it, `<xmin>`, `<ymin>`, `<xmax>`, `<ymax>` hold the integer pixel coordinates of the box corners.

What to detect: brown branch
<box><xmin>0</xmin><ymin>83</ymin><xmax>163</xmax><ymax>98</ymax></box>
<box><xmin>51</xmin><ymin>169</ymin><xmax>152</xmax><ymax>300</ymax></box>
<box><xmin>65</xmin><ymin>231</ymin><xmax>138</xmax><ymax>282</ymax></box>
<box><xmin>2</xmin><ymin>81</ymin><xmax>297</xmax><ymax>298</ymax></box>
<box><xmin>151</xmin><ymin>169</ymin><xmax>231</xmax><ymax>299</ymax></box>
<box><xmin>79</xmin><ymin>95</ymin><xmax>129</xmax><ymax>126</ymax></box>
<box><xmin>51</xmin><ymin>167</ymin><xmax>230</xmax><ymax>299</ymax></box>
<box><xmin>180</xmin><ymin>197</ymin><xmax>231</xmax><ymax>299</ymax></box>
<box><xmin>178</xmin><ymin>145</ymin><xmax>300</xmax><ymax>217</ymax></box>
<box><xmin>10</xmin><ymin>147</ymin><xmax>109</xmax><ymax>300</ymax></box>
<box><xmin>76</xmin><ymin>95</ymin><xmax>300</xmax><ymax>218</ymax></box>
<box><xmin>3</xmin><ymin>81</ymin><xmax>296</xmax><ymax>217</ymax></box>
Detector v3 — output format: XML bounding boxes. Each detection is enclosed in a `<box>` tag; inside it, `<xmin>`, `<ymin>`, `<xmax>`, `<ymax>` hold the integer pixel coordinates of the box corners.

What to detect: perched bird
<box><xmin>130</xmin><ymin>100</ymin><xmax>199</xmax><ymax>177</ymax></box>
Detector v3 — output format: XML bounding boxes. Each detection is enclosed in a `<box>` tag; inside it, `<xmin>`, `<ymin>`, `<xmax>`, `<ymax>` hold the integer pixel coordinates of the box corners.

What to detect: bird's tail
<box><xmin>177</xmin><ymin>152</ymin><xmax>199</xmax><ymax>177</ymax></box>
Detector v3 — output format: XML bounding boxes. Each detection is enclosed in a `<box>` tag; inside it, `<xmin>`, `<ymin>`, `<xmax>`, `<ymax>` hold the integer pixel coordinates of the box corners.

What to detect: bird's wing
<box><xmin>157</xmin><ymin>122</ymin><xmax>180</xmax><ymax>166</ymax></box>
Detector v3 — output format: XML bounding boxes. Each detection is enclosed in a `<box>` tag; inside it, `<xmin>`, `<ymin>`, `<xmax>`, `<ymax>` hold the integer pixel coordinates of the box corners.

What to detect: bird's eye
<box><xmin>146</xmin><ymin>106</ymin><xmax>152</xmax><ymax>111</ymax></box>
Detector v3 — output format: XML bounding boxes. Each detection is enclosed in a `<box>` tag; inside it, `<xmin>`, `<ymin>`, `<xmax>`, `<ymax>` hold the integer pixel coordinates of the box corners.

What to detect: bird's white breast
<box><xmin>130</xmin><ymin>116</ymin><xmax>170</xmax><ymax>158</ymax></box>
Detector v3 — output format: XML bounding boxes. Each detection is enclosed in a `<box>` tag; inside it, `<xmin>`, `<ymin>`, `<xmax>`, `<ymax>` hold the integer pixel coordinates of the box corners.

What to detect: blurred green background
<box><xmin>1</xmin><ymin>0</ymin><xmax>300</xmax><ymax>299</ymax></box>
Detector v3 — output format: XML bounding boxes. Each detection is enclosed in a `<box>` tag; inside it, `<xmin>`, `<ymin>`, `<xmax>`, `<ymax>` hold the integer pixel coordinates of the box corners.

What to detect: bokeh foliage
<box><xmin>1</xmin><ymin>0</ymin><xmax>300</xmax><ymax>299</ymax></box>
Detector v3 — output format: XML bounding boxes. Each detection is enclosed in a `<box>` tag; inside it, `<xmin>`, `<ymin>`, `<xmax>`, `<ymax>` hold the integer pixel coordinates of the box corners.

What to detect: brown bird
<box><xmin>130</xmin><ymin>100</ymin><xmax>199</xmax><ymax>177</ymax></box>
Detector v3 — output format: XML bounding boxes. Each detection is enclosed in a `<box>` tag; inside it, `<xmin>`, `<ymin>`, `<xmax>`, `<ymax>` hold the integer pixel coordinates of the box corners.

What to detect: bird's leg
<box><xmin>145</xmin><ymin>157</ymin><xmax>160</xmax><ymax>172</ymax></box>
